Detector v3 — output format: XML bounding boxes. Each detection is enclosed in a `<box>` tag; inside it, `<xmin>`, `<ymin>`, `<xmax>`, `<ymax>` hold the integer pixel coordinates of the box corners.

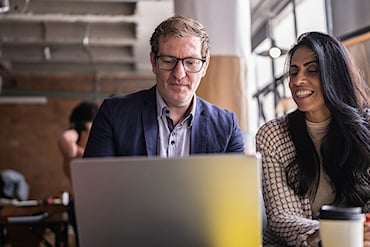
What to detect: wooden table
<box><xmin>0</xmin><ymin>203</ymin><xmax>69</xmax><ymax>247</ymax></box>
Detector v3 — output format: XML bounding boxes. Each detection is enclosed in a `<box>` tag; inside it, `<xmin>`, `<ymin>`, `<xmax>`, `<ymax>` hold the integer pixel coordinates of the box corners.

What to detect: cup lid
<box><xmin>318</xmin><ymin>205</ymin><xmax>364</xmax><ymax>220</ymax></box>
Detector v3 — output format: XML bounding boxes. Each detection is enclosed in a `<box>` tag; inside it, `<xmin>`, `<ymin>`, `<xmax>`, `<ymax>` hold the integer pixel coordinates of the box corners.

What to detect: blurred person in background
<box><xmin>57</xmin><ymin>101</ymin><xmax>99</xmax><ymax>181</ymax></box>
<box><xmin>0</xmin><ymin>169</ymin><xmax>29</xmax><ymax>204</ymax></box>
<box><xmin>57</xmin><ymin>101</ymin><xmax>99</xmax><ymax>247</ymax></box>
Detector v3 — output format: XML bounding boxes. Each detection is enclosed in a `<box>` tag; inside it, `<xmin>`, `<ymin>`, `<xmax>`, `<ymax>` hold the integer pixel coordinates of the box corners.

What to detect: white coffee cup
<box><xmin>318</xmin><ymin>205</ymin><xmax>365</xmax><ymax>247</ymax></box>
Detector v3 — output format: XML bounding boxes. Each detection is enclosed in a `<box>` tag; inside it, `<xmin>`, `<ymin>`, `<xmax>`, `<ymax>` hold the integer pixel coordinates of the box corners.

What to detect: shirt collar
<box><xmin>156</xmin><ymin>88</ymin><xmax>196</xmax><ymax>127</ymax></box>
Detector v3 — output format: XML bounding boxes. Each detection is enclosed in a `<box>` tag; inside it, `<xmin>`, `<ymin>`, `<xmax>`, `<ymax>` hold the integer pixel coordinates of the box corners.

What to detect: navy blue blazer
<box><xmin>84</xmin><ymin>86</ymin><xmax>245</xmax><ymax>157</ymax></box>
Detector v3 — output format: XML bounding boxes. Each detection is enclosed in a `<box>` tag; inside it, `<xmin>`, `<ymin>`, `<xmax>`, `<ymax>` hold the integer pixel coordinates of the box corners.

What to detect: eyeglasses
<box><xmin>155</xmin><ymin>55</ymin><xmax>206</xmax><ymax>73</ymax></box>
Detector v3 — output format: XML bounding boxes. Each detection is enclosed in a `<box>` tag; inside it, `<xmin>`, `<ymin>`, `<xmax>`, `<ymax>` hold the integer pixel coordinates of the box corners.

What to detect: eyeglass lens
<box><xmin>156</xmin><ymin>56</ymin><xmax>204</xmax><ymax>72</ymax></box>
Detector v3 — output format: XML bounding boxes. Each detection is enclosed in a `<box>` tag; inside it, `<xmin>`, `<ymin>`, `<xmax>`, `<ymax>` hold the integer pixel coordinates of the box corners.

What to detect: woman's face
<box><xmin>288</xmin><ymin>46</ymin><xmax>330</xmax><ymax>122</ymax></box>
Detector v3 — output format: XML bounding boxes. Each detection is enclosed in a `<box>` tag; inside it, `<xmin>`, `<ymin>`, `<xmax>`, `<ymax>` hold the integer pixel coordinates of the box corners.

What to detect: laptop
<box><xmin>71</xmin><ymin>154</ymin><xmax>262</xmax><ymax>247</ymax></box>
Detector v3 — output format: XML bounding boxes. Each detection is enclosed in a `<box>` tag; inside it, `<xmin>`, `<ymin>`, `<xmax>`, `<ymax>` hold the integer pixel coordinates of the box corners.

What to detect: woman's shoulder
<box><xmin>255</xmin><ymin>115</ymin><xmax>297</xmax><ymax>166</ymax></box>
<box><xmin>255</xmin><ymin>115</ymin><xmax>293</xmax><ymax>154</ymax></box>
<box><xmin>256</xmin><ymin>115</ymin><xmax>289</xmax><ymax>137</ymax></box>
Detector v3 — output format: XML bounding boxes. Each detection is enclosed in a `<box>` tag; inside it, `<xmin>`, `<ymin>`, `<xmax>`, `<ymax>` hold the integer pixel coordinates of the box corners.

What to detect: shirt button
<box><xmin>171</xmin><ymin>140</ymin><xmax>175</xmax><ymax>145</ymax></box>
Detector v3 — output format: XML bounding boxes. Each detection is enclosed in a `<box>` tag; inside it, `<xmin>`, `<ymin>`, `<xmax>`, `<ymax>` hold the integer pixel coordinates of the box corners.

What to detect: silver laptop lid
<box><xmin>71</xmin><ymin>154</ymin><xmax>262</xmax><ymax>247</ymax></box>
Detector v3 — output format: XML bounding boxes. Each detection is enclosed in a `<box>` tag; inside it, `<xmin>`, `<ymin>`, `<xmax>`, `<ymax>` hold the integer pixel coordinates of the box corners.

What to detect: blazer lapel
<box><xmin>191</xmin><ymin>98</ymin><xmax>208</xmax><ymax>154</ymax></box>
<box><xmin>142</xmin><ymin>86</ymin><xmax>158</xmax><ymax>156</ymax></box>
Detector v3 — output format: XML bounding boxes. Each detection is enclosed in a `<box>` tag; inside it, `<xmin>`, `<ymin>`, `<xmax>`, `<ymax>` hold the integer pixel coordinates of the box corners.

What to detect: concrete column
<box><xmin>174</xmin><ymin>0</ymin><xmax>253</xmax><ymax>148</ymax></box>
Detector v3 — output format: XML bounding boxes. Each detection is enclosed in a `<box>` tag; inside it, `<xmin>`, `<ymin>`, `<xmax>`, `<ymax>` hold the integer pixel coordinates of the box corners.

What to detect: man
<box><xmin>0</xmin><ymin>169</ymin><xmax>29</xmax><ymax>202</ymax></box>
<box><xmin>84</xmin><ymin>15</ymin><xmax>244</xmax><ymax>158</ymax></box>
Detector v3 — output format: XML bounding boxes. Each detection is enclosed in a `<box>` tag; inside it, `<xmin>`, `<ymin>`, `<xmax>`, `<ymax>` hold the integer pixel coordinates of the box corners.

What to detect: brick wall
<box><xmin>0</xmin><ymin>74</ymin><xmax>154</xmax><ymax>199</ymax></box>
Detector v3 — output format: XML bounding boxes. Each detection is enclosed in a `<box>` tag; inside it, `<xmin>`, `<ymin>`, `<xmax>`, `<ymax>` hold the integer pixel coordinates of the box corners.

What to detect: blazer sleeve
<box><xmin>193</xmin><ymin>99</ymin><xmax>245</xmax><ymax>154</ymax></box>
<box><xmin>84</xmin><ymin>98</ymin><xmax>116</xmax><ymax>157</ymax></box>
<box><xmin>225</xmin><ymin>112</ymin><xmax>245</xmax><ymax>153</ymax></box>
<box><xmin>84</xmin><ymin>88</ymin><xmax>156</xmax><ymax>157</ymax></box>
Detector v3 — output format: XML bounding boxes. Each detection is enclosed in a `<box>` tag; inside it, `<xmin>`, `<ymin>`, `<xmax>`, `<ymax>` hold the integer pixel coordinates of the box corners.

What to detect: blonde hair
<box><xmin>150</xmin><ymin>15</ymin><xmax>210</xmax><ymax>58</ymax></box>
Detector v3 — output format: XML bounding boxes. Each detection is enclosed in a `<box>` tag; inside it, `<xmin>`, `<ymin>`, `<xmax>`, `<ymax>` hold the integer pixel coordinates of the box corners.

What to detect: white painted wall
<box><xmin>174</xmin><ymin>0</ymin><xmax>251</xmax><ymax>59</ymax></box>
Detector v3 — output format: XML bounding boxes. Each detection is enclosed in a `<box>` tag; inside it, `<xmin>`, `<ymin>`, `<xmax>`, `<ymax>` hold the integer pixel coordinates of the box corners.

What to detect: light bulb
<box><xmin>269</xmin><ymin>47</ymin><xmax>282</xmax><ymax>59</ymax></box>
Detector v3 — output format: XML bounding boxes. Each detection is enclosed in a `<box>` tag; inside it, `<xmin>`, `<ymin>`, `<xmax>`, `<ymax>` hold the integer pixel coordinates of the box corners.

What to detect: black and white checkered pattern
<box><xmin>256</xmin><ymin>113</ymin><xmax>369</xmax><ymax>246</ymax></box>
<box><xmin>256</xmin><ymin>116</ymin><xmax>319</xmax><ymax>246</ymax></box>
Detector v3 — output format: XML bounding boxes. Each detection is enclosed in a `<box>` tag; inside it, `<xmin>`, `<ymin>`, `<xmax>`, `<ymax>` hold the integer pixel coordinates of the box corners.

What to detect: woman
<box><xmin>256</xmin><ymin>32</ymin><xmax>369</xmax><ymax>246</ymax></box>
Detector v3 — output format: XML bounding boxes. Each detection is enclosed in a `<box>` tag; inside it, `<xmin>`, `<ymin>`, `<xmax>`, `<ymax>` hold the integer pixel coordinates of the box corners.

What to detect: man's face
<box><xmin>150</xmin><ymin>35</ymin><xmax>209</xmax><ymax>109</ymax></box>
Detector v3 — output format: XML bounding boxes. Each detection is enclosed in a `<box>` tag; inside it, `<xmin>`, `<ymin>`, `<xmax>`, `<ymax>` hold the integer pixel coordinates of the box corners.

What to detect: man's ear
<box><xmin>201</xmin><ymin>56</ymin><xmax>210</xmax><ymax>77</ymax></box>
<box><xmin>150</xmin><ymin>52</ymin><xmax>157</xmax><ymax>74</ymax></box>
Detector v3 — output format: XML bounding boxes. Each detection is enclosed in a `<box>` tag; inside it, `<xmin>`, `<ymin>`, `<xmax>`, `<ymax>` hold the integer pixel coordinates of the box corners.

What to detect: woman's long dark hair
<box><xmin>285</xmin><ymin>32</ymin><xmax>369</xmax><ymax>207</ymax></box>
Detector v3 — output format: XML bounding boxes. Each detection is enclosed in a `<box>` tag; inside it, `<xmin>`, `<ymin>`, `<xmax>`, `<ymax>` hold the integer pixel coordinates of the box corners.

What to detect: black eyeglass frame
<box><xmin>155</xmin><ymin>55</ymin><xmax>207</xmax><ymax>73</ymax></box>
